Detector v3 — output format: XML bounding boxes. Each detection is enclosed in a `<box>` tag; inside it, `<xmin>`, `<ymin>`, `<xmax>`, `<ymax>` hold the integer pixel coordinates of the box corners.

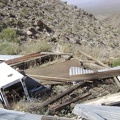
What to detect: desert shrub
<box><xmin>0</xmin><ymin>0</ymin><xmax>7</xmax><ymax>4</ymax></box>
<box><xmin>0</xmin><ymin>28</ymin><xmax>19</xmax><ymax>43</ymax></box>
<box><xmin>61</xmin><ymin>43</ymin><xmax>74</xmax><ymax>53</ymax></box>
<box><xmin>112</xmin><ymin>59</ymin><xmax>120</xmax><ymax>67</ymax></box>
<box><xmin>0</xmin><ymin>42</ymin><xmax>20</xmax><ymax>55</ymax></box>
<box><xmin>21</xmin><ymin>41</ymin><xmax>52</xmax><ymax>54</ymax></box>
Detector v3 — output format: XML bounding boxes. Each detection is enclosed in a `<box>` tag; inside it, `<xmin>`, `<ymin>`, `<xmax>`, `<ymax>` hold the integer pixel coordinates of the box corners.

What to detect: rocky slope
<box><xmin>0</xmin><ymin>0</ymin><xmax>120</xmax><ymax>55</ymax></box>
<box><xmin>97</xmin><ymin>13</ymin><xmax>120</xmax><ymax>30</ymax></box>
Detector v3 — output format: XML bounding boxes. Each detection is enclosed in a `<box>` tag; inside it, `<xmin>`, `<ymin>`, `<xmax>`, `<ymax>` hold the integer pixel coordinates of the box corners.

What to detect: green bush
<box><xmin>112</xmin><ymin>59</ymin><xmax>120</xmax><ymax>67</ymax></box>
<box><xmin>0</xmin><ymin>28</ymin><xmax>18</xmax><ymax>43</ymax></box>
<box><xmin>0</xmin><ymin>42</ymin><xmax>20</xmax><ymax>55</ymax></box>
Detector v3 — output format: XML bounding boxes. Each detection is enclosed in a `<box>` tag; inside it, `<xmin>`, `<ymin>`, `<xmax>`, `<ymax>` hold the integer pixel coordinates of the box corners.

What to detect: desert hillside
<box><xmin>97</xmin><ymin>13</ymin><xmax>120</xmax><ymax>30</ymax></box>
<box><xmin>0</xmin><ymin>0</ymin><xmax>120</xmax><ymax>58</ymax></box>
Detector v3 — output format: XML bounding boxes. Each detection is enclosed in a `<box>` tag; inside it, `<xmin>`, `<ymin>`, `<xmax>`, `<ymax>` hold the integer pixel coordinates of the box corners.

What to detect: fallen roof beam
<box><xmin>78</xmin><ymin>50</ymin><xmax>120</xmax><ymax>88</ymax></box>
<box><xmin>83</xmin><ymin>92</ymin><xmax>120</xmax><ymax>105</ymax></box>
<box><xmin>41</xmin><ymin>115</ymin><xmax>76</xmax><ymax>120</ymax></box>
<box><xmin>27</xmin><ymin>74</ymin><xmax>70</xmax><ymax>82</ymax></box>
<box><xmin>39</xmin><ymin>82</ymin><xmax>85</xmax><ymax>108</ymax></box>
<box><xmin>70</xmin><ymin>67</ymin><xmax>120</xmax><ymax>81</ymax></box>
<box><xmin>40</xmin><ymin>52</ymin><xmax>73</xmax><ymax>56</ymax></box>
<box><xmin>50</xmin><ymin>93</ymin><xmax>90</xmax><ymax>111</ymax></box>
<box><xmin>79</xmin><ymin>50</ymin><xmax>108</xmax><ymax>67</ymax></box>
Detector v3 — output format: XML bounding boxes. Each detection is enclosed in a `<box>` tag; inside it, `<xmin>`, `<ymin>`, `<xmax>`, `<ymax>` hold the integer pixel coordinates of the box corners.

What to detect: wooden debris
<box><xmin>78</xmin><ymin>50</ymin><xmax>108</xmax><ymax>67</ymax></box>
<box><xmin>27</xmin><ymin>74</ymin><xmax>70</xmax><ymax>82</ymax></box>
<box><xmin>40</xmin><ymin>81</ymin><xmax>63</xmax><ymax>85</ymax></box>
<box><xmin>40</xmin><ymin>52</ymin><xmax>73</xmax><ymax>56</ymax></box>
<box><xmin>41</xmin><ymin>116</ymin><xmax>76</xmax><ymax>120</ymax></box>
<box><xmin>80</xmin><ymin>62</ymin><xmax>104</xmax><ymax>70</ymax></box>
<box><xmin>50</xmin><ymin>93</ymin><xmax>90</xmax><ymax>111</ymax></box>
<box><xmin>83</xmin><ymin>92</ymin><xmax>120</xmax><ymax>105</ymax></box>
<box><xmin>39</xmin><ymin>82</ymin><xmax>85</xmax><ymax>108</ymax></box>
<box><xmin>70</xmin><ymin>67</ymin><xmax>120</xmax><ymax>81</ymax></box>
<box><xmin>78</xmin><ymin>50</ymin><xmax>120</xmax><ymax>88</ymax></box>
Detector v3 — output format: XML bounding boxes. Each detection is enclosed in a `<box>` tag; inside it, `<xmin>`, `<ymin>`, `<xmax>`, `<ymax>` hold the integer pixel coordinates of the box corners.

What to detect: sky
<box><xmin>62</xmin><ymin>0</ymin><xmax>120</xmax><ymax>15</ymax></box>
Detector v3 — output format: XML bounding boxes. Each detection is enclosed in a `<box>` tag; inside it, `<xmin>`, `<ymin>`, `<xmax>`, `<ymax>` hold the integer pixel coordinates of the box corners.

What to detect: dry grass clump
<box><xmin>0</xmin><ymin>42</ymin><xmax>20</xmax><ymax>55</ymax></box>
<box><xmin>13</xmin><ymin>100</ymin><xmax>46</xmax><ymax>115</ymax></box>
<box><xmin>21</xmin><ymin>40</ymin><xmax>52</xmax><ymax>55</ymax></box>
<box><xmin>74</xmin><ymin>45</ymin><xmax>120</xmax><ymax>62</ymax></box>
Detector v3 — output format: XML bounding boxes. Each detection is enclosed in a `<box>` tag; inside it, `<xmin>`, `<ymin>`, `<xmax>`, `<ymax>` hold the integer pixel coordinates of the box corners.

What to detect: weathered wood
<box><xmin>41</xmin><ymin>115</ymin><xmax>76</xmax><ymax>120</ymax></box>
<box><xmin>80</xmin><ymin>62</ymin><xmax>104</xmax><ymax>70</ymax></box>
<box><xmin>41</xmin><ymin>52</ymin><xmax>73</xmax><ymax>56</ymax></box>
<box><xmin>70</xmin><ymin>67</ymin><xmax>120</xmax><ymax>81</ymax></box>
<box><xmin>40</xmin><ymin>81</ymin><xmax>64</xmax><ymax>85</ymax></box>
<box><xmin>50</xmin><ymin>93</ymin><xmax>90</xmax><ymax>111</ymax></box>
<box><xmin>83</xmin><ymin>92</ymin><xmax>120</xmax><ymax>105</ymax></box>
<box><xmin>103</xmin><ymin>101</ymin><xmax>120</xmax><ymax>106</ymax></box>
<box><xmin>78</xmin><ymin>50</ymin><xmax>108</xmax><ymax>67</ymax></box>
<box><xmin>39</xmin><ymin>82</ymin><xmax>85</xmax><ymax>108</ymax></box>
<box><xmin>78</xmin><ymin>50</ymin><xmax>120</xmax><ymax>88</ymax></box>
<box><xmin>27</xmin><ymin>74</ymin><xmax>70</xmax><ymax>82</ymax></box>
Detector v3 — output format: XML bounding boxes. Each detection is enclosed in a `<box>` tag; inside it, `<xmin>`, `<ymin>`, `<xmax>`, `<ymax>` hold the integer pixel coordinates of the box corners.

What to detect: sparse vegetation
<box><xmin>112</xmin><ymin>59</ymin><xmax>120</xmax><ymax>67</ymax></box>
<box><xmin>21</xmin><ymin>41</ymin><xmax>52</xmax><ymax>54</ymax></box>
<box><xmin>61</xmin><ymin>43</ymin><xmax>74</xmax><ymax>53</ymax></box>
<box><xmin>0</xmin><ymin>28</ymin><xmax>19</xmax><ymax>43</ymax></box>
<box><xmin>0</xmin><ymin>42</ymin><xmax>20</xmax><ymax>55</ymax></box>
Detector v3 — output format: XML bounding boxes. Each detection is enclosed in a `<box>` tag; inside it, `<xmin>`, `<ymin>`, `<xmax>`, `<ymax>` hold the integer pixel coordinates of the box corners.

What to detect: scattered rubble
<box><xmin>0</xmin><ymin>52</ymin><xmax>120</xmax><ymax>120</ymax></box>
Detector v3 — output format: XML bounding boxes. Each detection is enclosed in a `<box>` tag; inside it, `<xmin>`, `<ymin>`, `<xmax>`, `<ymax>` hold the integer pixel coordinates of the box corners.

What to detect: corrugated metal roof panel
<box><xmin>69</xmin><ymin>67</ymin><xmax>93</xmax><ymax>76</ymax></box>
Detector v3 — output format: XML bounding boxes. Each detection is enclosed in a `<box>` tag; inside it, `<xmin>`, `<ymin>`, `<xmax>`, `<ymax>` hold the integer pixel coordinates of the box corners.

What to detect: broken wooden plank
<box><xmin>40</xmin><ymin>52</ymin><xmax>73</xmax><ymax>56</ymax></box>
<box><xmin>41</xmin><ymin>115</ymin><xmax>76</xmax><ymax>120</ymax></box>
<box><xmin>50</xmin><ymin>93</ymin><xmax>90</xmax><ymax>111</ymax></box>
<box><xmin>70</xmin><ymin>67</ymin><xmax>120</xmax><ymax>81</ymax></box>
<box><xmin>80</xmin><ymin>62</ymin><xmax>104</xmax><ymax>70</ymax></box>
<box><xmin>103</xmin><ymin>101</ymin><xmax>120</xmax><ymax>106</ymax></box>
<box><xmin>39</xmin><ymin>82</ymin><xmax>85</xmax><ymax>108</ymax></box>
<box><xmin>40</xmin><ymin>81</ymin><xmax>64</xmax><ymax>85</ymax></box>
<box><xmin>27</xmin><ymin>74</ymin><xmax>70</xmax><ymax>82</ymax></box>
<box><xmin>78</xmin><ymin>50</ymin><xmax>120</xmax><ymax>88</ymax></box>
<box><xmin>78</xmin><ymin>50</ymin><xmax>108</xmax><ymax>67</ymax></box>
<box><xmin>83</xmin><ymin>92</ymin><xmax>120</xmax><ymax>105</ymax></box>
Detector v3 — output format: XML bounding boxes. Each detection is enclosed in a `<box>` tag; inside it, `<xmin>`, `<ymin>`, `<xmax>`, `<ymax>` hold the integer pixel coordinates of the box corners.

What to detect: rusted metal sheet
<box><xmin>5</xmin><ymin>52</ymin><xmax>45</xmax><ymax>65</ymax></box>
<box><xmin>4</xmin><ymin>52</ymin><xmax>55</xmax><ymax>69</ymax></box>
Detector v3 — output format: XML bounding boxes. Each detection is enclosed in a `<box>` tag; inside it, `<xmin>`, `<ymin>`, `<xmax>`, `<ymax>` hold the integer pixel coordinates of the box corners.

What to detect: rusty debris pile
<box><xmin>0</xmin><ymin>51</ymin><xmax>120</xmax><ymax>120</ymax></box>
